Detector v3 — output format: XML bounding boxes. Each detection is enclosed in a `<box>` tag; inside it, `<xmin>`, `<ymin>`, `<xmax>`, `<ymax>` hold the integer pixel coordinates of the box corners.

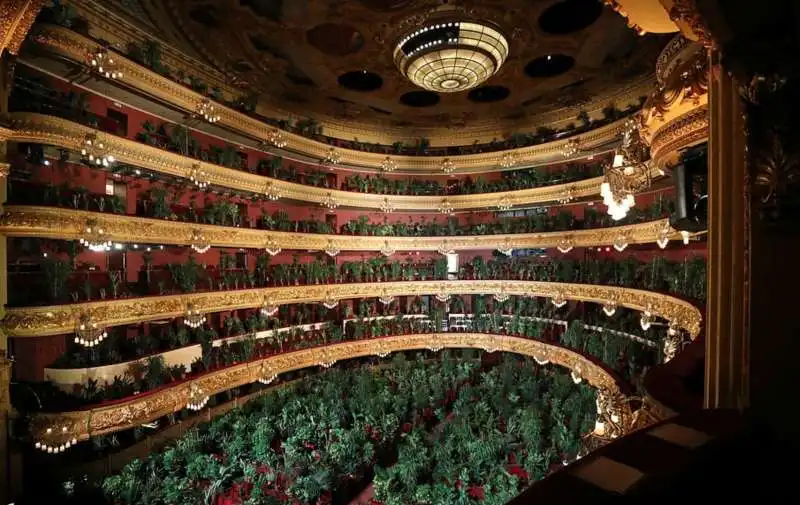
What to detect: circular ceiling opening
<box><xmin>338</xmin><ymin>70</ymin><xmax>384</xmax><ymax>92</ymax></box>
<box><xmin>539</xmin><ymin>0</ymin><xmax>603</xmax><ymax>35</ymax></box>
<box><xmin>399</xmin><ymin>90</ymin><xmax>440</xmax><ymax>107</ymax></box>
<box><xmin>467</xmin><ymin>85</ymin><xmax>510</xmax><ymax>103</ymax></box>
<box><xmin>306</xmin><ymin>23</ymin><xmax>364</xmax><ymax>56</ymax></box>
<box><xmin>524</xmin><ymin>54</ymin><xmax>575</xmax><ymax>78</ymax></box>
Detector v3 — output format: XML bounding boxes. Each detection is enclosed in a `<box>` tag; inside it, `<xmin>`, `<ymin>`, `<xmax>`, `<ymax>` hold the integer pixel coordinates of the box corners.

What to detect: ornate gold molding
<box><xmin>30</xmin><ymin>333</ymin><xmax>622</xmax><ymax>445</ymax></box>
<box><xmin>8</xmin><ymin>113</ymin><xmax>621</xmax><ymax>210</ymax></box>
<box><xmin>2</xmin><ymin>280</ymin><xmax>702</xmax><ymax>338</ymax></box>
<box><xmin>0</xmin><ymin>0</ymin><xmax>43</xmax><ymax>56</ymax></box>
<box><xmin>0</xmin><ymin>205</ymin><xmax>692</xmax><ymax>253</ymax></box>
<box><xmin>29</xmin><ymin>23</ymin><xmax>648</xmax><ymax>152</ymax></box>
<box><xmin>649</xmin><ymin>105</ymin><xmax>709</xmax><ymax>168</ymax></box>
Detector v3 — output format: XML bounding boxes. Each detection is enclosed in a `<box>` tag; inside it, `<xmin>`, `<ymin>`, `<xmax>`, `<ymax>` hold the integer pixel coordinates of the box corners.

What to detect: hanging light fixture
<box><xmin>322</xmin><ymin>192</ymin><xmax>340</xmax><ymax>212</ymax></box>
<box><xmin>561</xmin><ymin>138</ymin><xmax>580</xmax><ymax>158</ymax></box>
<box><xmin>322</xmin><ymin>295</ymin><xmax>339</xmax><ymax>309</ymax></box>
<box><xmin>186</xmin><ymin>383</ymin><xmax>209</xmax><ymax>411</ymax></box>
<box><xmin>380</xmin><ymin>241</ymin><xmax>396</xmax><ymax>257</ymax></box>
<box><xmin>438</xmin><ymin>198</ymin><xmax>455</xmax><ymax>215</ymax></box>
<box><xmin>497</xmin><ymin>196</ymin><xmax>514</xmax><ymax>212</ymax></box>
<box><xmin>656</xmin><ymin>226</ymin><xmax>670</xmax><ymax>249</ymax></box>
<box><xmin>322</xmin><ymin>148</ymin><xmax>341</xmax><ymax>166</ymax></box>
<box><xmin>558</xmin><ymin>186</ymin><xmax>575</xmax><ymax>205</ymax></box>
<box><xmin>571</xmin><ymin>371</ymin><xmax>583</xmax><ymax>384</ymax></box>
<box><xmin>612</xmin><ymin>235</ymin><xmax>629</xmax><ymax>252</ymax></box>
<box><xmin>427</xmin><ymin>343</ymin><xmax>444</xmax><ymax>352</ymax></box>
<box><xmin>500</xmin><ymin>151</ymin><xmax>518</xmax><ymax>169</ymax></box>
<box><xmin>640</xmin><ymin>308</ymin><xmax>653</xmax><ymax>331</ymax></box>
<box><xmin>379</xmin><ymin>290</ymin><xmax>395</xmax><ymax>305</ymax></box>
<box><xmin>551</xmin><ymin>292</ymin><xmax>567</xmax><ymax>308</ymax></box>
<box><xmin>184</xmin><ymin>303</ymin><xmax>206</xmax><ymax>329</ymax></box>
<box><xmin>375</xmin><ymin>341</ymin><xmax>392</xmax><ymax>358</ymax></box>
<box><xmin>493</xmin><ymin>291</ymin><xmax>509</xmax><ymax>303</ymax></box>
<box><xmin>81</xmin><ymin>133</ymin><xmax>115</xmax><ymax>167</ymax></box>
<box><xmin>87</xmin><ymin>47</ymin><xmax>122</xmax><ymax>79</ymax></box>
<box><xmin>190</xmin><ymin>229</ymin><xmax>211</xmax><ymax>254</ymax></box>
<box><xmin>437</xmin><ymin>241</ymin><xmax>455</xmax><ymax>255</ymax></box>
<box><xmin>264</xmin><ymin>182</ymin><xmax>281</xmax><ymax>201</ymax></box>
<box><xmin>324</xmin><ymin>241</ymin><xmax>340</xmax><ymax>257</ymax></box>
<box><xmin>435</xmin><ymin>292</ymin><xmax>450</xmax><ymax>303</ymax></box>
<box><xmin>380</xmin><ymin>197</ymin><xmax>395</xmax><ymax>214</ymax></box>
<box><xmin>189</xmin><ymin>164</ymin><xmax>210</xmax><ymax>189</ymax></box>
<box><xmin>602</xmin><ymin>300</ymin><xmax>618</xmax><ymax>317</ymax></box>
<box><xmin>380</xmin><ymin>156</ymin><xmax>398</xmax><ymax>172</ymax></box>
<box><xmin>557</xmin><ymin>238</ymin><xmax>574</xmax><ymax>254</ymax></box>
<box><xmin>79</xmin><ymin>219</ymin><xmax>112</xmax><ymax>252</ymax></box>
<box><xmin>318</xmin><ymin>348</ymin><xmax>337</xmax><ymax>368</ymax></box>
<box><xmin>257</xmin><ymin>362</ymin><xmax>278</xmax><ymax>385</ymax></box>
<box><xmin>600</xmin><ymin>119</ymin><xmax>651</xmax><ymax>221</ymax></box>
<box><xmin>74</xmin><ymin>313</ymin><xmax>107</xmax><ymax>347</ymax></box>
<box><xmin>266</xmin><ymin>129</ymin><xmax>287</xmax><ymax>148</ymax></box>
<box><xmin>34</xmin><ymin>426</ymin><xmax>77</xmax><ymax>454</ymax></box>
<box><xmin>440</xmin><ymin>158</ymin><xmax>456</xmax><ymax>174</ymax></box>
<box><xmin>195</xmin><ymin>98</ymin><xmax>220</xmax><ymax>123</ymax></box>
<box><xmin>534</xmin><ymin>355</ymin><xmax>549</xmax><ymax>365</ymax></box>
<box><xmin>264</xmin><ymin>237</ymin><xmax>282</xmax><ymax>256</ymax></box>
<box><xmin>260</xmin><ymin>298</ymin><xmax>279</xmax><ymax>317</ymax></box>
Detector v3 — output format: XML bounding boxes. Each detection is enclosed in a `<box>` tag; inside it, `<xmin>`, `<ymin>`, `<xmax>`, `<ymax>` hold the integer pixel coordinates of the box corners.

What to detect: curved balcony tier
<box><xmin>1</xmin><ymin>280</ymin><xmax>702</xmax><ymax>338</ymax></box>
<box><xmin>0</xmin><ymin>206</ymin><xmax>693</xmax><ymax>254</ymax></box>
<box><xmin>28</xmin><ymin>24</ymin><xmax>647</xmax><ymax>166</ymax></box>
<box><xmin>30</xmin><ymin>333</ymin><xmax>623</xmax><ymax>446</ymax></box>
<box><xmin>5</xmin><ymin>113</ymin><xmax>661</xmax><ymax>211</ymax></box>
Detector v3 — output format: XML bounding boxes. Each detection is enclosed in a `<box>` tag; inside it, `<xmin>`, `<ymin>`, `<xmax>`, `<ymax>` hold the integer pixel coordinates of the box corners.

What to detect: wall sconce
<box><xmin>551</xmin><ymin>292</ymin><xmax>567</xmax><ymax>308</ymax></box>
<box><xmin>189</xmin><ymin>164</ymin><xmax>210</xmax><ymax>189</ymax></box>
<box><xmin>435</xmin><ymin>292</ymin><xmax>450</xmax><ymax>303</ymax></box>
<box><xmin>34</xmin><ymin>425</ymin><xmax>77</xmax><ymax>454</ymax></box>
<box><xmin>438</xmin><ymin>198</ymin><xmax>455</xmax><ymax>215</ymax></box>
<box><xmin>437</xmin><ymin>241</ymin><xmax>455</xmax><ymax>255</ymax></box>
<box><xmin>640</xmin><ymin>309</ymin><xmax>653</xmax><ymax>331</ymax></box>
<box><xmin>497</xmin><ymin>196</ymin><xmax>513</xmax><ymax>211</ymax></box>
<box><xmin>81</xmin><ymin>133</ymin><xmax>115</xmax><ymax>167</ymax></box>
<box><xmin>380</xmin><ymin>241</ymin><xmax>395</xmax><ymax>257</ymax></box>
<box><xmin>499</xmin><ymin>151</ymin><xmax>517</xmax><ymax>168</ymax></box>
<box><xmin>322</xmin><ymin>296</ymin><xmax>339</xmax><ymax>309</ymax></box>
<box><xmin>318</xmin><ymin>348</ymin><xmax>337</xmax><ymax>368</ymax></box>
<box><xmin>260</xmin><ymin>298</ymin><xmax>279</xmax><ymax>317</ymax></box>
<box><xmin>602</xmin><ymin>301</ymin><xmax>618</xmax><ymax>317</ymax></box>
<box><xmin>612</xmin><ymin>235</ymin><xmax>628</xmax><ymax>252</ymax></box>
<box><xmin>557</xmin><ymin>238</ymin><xmax>574</xmax><ymax>254</ymax></box>
<box><xmin>558</xmin><ymin>186</ymin><xmax>575</xmax><ymax>204</ymax></box>
<box><xmin>324</xmin><ymin>241</ymin><xmax>340</xmax><ymax>257</ymax></box>
<box><xmin>322</xmin><ymin>192</ymin><xmax>340</xmax><ymax>212</ymax></box>
<box><xmin>257</xmin><ymin>362</ymin><xmax>278</xmax><ymax>384</ymax></box>
<box><xmin>322</xmin><ymin>148</ymin><xmax>341</xmax><ymax>166</ymax></box>
<box><xmin>561</xmin><ymin>138</ymin><xmax>580</xmax><ymax>158</ymax></box>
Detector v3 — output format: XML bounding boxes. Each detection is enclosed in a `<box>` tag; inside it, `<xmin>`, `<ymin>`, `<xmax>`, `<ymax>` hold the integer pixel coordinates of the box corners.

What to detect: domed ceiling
<box><xmin>109</xmin><ymin>0</ymin><xmax>667</xmax><ymax>132</ymax></box>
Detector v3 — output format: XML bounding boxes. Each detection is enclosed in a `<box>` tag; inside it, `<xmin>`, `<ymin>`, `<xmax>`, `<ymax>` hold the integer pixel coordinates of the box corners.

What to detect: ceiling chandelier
<box><xmin>322</xmin><ymin>148</ymin><xmax>341</xmax><ymax>166</ymax></box>
<box><xmin>186</xmin><ymin>383</ymin><xmax>209</xmax><ymax>411</ymax></box>
<box><xmin>500</xmin><ymin>152</ymin><xmax>518</xmax><ymax>169</ymax></box>
<box><xmin>264</xmin><ymin>237</ymin><xmax>282</xmax><ymax>256</ymax></box>
<box><xmin>264</xmin><ymin>182</ymin><xmax>281</xmax><ymax>201</ymax></box>
<box><xmin>74</xmin><ymin>313</ymin><xmax>107</xmax><ymax>347</ymax></box>
<box><xmin>266</xmin><ymin>129</ymin><xmax>287</xmax><ymax>149</ymax></box>
<box><xmin>184</xmin><ymin>304</ymin><xmax>206</xmax><ymax>329</ymax></box>
<box><xmin>440</xmin><ymin>158</ymin><xmax>456</xmax><ymax>174</ymax></box>
<box><xmin>81</xmin><ymin>133</ymin><xmax>115</xmax><ymax>167</ymax></box>
<box><xmin>380</xmin><ymin>197</ymin><xmax>395</xmax><ymax>214</ymax></box>
<box><xmin>257</xmin><ymin>363</ymin><xmax>278</xmax><ymax>385</ymax></box>
<box><xmin>80</xmin><ymin>219</ymin><xmax>112</xmax><ymax>252</ymax></box>
<box><xmin>195</xmin><ymin>98</ymin><xmax>220</xmax><ymax>123</ymax></box>
<box><xmin>600</xmin><ymin>119</ymin><xmax>651</xmax><ymax>221</ymax></box>
<box><xmin>189</xmin><ymin>164</ymin><xmax>210</xmax><ymax>189</ymax></box>
<box><xmin>190</xmin><ymin>229</ymin><xmax>210</xmax><ymax>254</ymax></box>
<box><xmin>260</xmin><ymin>299</ymin><xmax>279</xmax><ymax>317</ymax></box>
<box><xmin>438</xmin><ymin>198</ymin><xmax>455</xmax><ymax>215</ymax></box>
<box><xmin>497</xmin><ymin>196</ymin><xmax>513</xmax><ymax>212</ymax></box>
<box><xmin>87</xmin><ymin>47</ymin><xmax>122</xmax><ymax>79</ymax></box>
<box><xmin>561</xmin><ymin>138</ymin><xmax>580</xmax><ymax>158</ymax></box>
<box><xmin>322</xmin><ymin>192</ymin><xmax>340</xmax><ymax>212</ymax></box>
<box><xmin>380</xmin><ymin>156</ymin><xmax>398</xmax><ymax>172</ymax></box>
<box><xmin>394</xmin><ymin>21</ymin><xmax>509</xmax><ymax>93</ymax></box>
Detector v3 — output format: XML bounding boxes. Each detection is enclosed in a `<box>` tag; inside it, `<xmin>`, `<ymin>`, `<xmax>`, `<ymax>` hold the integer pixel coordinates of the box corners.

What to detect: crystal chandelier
<box><xmin>196</xmin><ymin>98</ymin><xmax>220</xmax><ymax>123</ymax></box>
<box><xmin>324</xmin><ymin>241</ymin><xmax>340</xmax><ymax>257</ymax></box>
<box><xmin>260</xmin><ymin>299</ymin><xmax>279</xmax><ymax>317</ymax></box>
<box><xmin>264</xmin><ymin>237</ymin><xmax>282</xmax><ymax>256</ymax></box>
<box><xmin>189</xmin><ymin>164</ymin><xmax>210</xmax><ymax>189</ymax></box>
<box><xmin>500</xmin><ymin>152</ymin><xmax>518</xmax><ymax>169</ymax></box>
<box><xmin>81</xmin><ymin>133</ymin><xmax>115</xmax><ymax>167</ymax></box>
<box><xmin>380</xmin><ymin>156</ymin><xmax>398</xmax><ymax>172</ymax></box>
<box><xmin>380</xmin><ymin>197</ymin><xmax>395</xmax><ymax>214</ymax></box>
<box><xmin>437</xmin><ymin>242</ymin><xmax>455</xmax><ymax>255</ymax></box>
<box><xmin>257</xmin><ymin>363</ymin><xmax>278</xmax><ymax>385</ymax></box>
<box><xmin>87</xmin><ymin>47</ymin><xmax>122</xmax><ymax>79</ymax></box>
<box><xmin>497</xmin><ymin>196</ymin><xmax>513</xmax><ymax>212</ymax></box>
<box><xmin>186</xmin><ymin>384</ymin><xmax>209</xmax><ymax>411</ymax></box>
<box><xmin>322</xmin><ymin>192</ymin><xmax>340</xmax><ymax>212</ymax></box>
<box><xmin>184</xmin><ymin>304</ymin><xmax>206</xmax><ymax>329</ymax></box>
<box><xmin>74</xmin><ymin>313</ymin><xmax>107</xmax><ymax>347</ymax></box>
<box><xmin>561</xmin><ymin>138</ymin><xmax>580</xmax><ymax>158</ymax></box>
<box><xmin>558</xmin><ymin>187</ymin><xmax>574</xmax><ymax>205</ymax></box>
<box><xmin>323</xmin><ymin>148</ymin><xmax>341</xmax><ymax>166</ymax></box>
<box><xmin>380</xmin><ymin>241</ymin><xmax>396</xmax><ymax>257</ymax></box>
<box><xmin>556</xmin><ymin>238</ymin><xmax>574</xmax><ymax>254</ymax></box>
<box><xmin>394</xmin><ymin>21</ymin><xmax>509</xmax><ymax>93</ymax></box>
<box><xmin>440</xmin><ymin>158</ymin><xmax>456</xmax><ymax>174</ymax></box>
<box><xmin>264</xmin><ymin>182</ymin><xmax>281</xmax><ymax>201</ymax></box>
<box><xmin>322</xmin><ymin>295</ymin><xmax>339</xmax><ymax>309</ymax></box>
<box><xmin>190</xmin><ymin>229</ymin><xmax>210</xmax><ymax>254</ymax></box>
<box><xmin>267</xmin><ymin>129</ymin><xmax>287</xmax><ymax>148</ymax></box>
<box><xmin>80</xmin><ymin>219</ymin><xmax>112</xmax><ymax>252</ymax></box>
<box><xmin>35</xmin><ymin>426</ymin><xmax>77</xmax><ymax>454</ymax></box>
<box><xmin>612</xmin><ymin>235</ymin><xmax>628</xmax><ymax>252</ymax></box>
<box><xmin>600</xmin><ymin>119</ymin><xmax>651</xmax><ymax>221</ymax></box>
<box><xmin>318</xmin><ymin>348</ymin><xmax>337</xmax><ymax>368</ymax></box>
<box><xmin>438</xmin><ymin>198</ymin><xmax>455</xmax><ymax>215</ymax></box>
<box><xmin>551</xmin><ymin>292</ymin><xmax>567</xmax><ymax>308</ymax></box>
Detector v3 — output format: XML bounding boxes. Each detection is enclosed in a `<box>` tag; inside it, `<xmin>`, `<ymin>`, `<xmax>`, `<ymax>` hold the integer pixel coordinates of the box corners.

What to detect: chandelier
<box><xmin>195</xmin><ymin>98</ymin><xmax>220</xmax><ymax>123</ymax></box>
<box><xmin>186</xmin><ymin>384</ymin><xmax>209</xmax><ymax>411</ymax></box>
<box><xmin>612</xmin><ymin>235</ymin><xmax>628</xmax><ymax>252</ymax></box>
<box><xmin>35</xmin><ymin>426</ymin><xmax>78</xmax><ymax>454</ymax></box>
<box><xmin>500</xmin><ymin>152</ymin><xmax>518</xmax><ymax>169</ymax></box>
<box><xmin>380</xmin><ymin>241</ymin><xmax>395</xmax><ymax>257</ymax></box>
<box><xmin>438</xmin><ymin>198</ymin><xmax>455</xmax><ymax>215</ymax></box>
<box><xmin>656</xmin><ymin>225</ymin><xmax>671</xmax><ymax>249</ymax></box>
<box><xmin>556</xmin><ymin>238</ymin><xmax>574</xmax><ymax>254</ymax></box>
<box><xmin>322</xmin><ymin>148</ymin><xmax>341</xmax><ymax>166</ymax></box>
<box><xmin>437</xmin><ymin>241</ymin><xmax>455</xmax><ymax>255</ymax></box>
<box><xmin>379</xmin><ymin>290</ymin><xmax>395</xmax><ymax>305</ymax></box>
<box><xmin>318</xmin><ymin>348</ymin><xmax>337</xmax><ymax>368</ymax></box>
<box><xmin>497</xmin><ymin>196</ymin><xmax>513</xmax><ymax>212</ymax></box>
<box><xmin>551</xmin><ymin>292</ymin><xmax>567</xmax><ymax>308</ymax></box>
<box><xmin>74</xmin><ymin>313</ymin><xmax>107</xmax><ymax>347</ymax></box>
<box><xmin>427</xmin><ymin>343</ymin><xmax>443</xmax><ymax>352</ymax></box>
<box><xmin>380</xmin><ymin>197</ymin><xmax>395</xmax><ymax>214</ymax></box>
<box><xmin>184</xmin><ymin>304</ymin><xmax>206</xmax><ymax>329</ymax></box>
<box><xmin>189</xmin><ymin>164</ymin><xmax>210</xmax><ymax>189</ymax></box>
<box><xmin>81</xmin><ymin>133</ymin><xmax>115</xmax><ymax>167</ymax></box>
<box><xmin>322</xmin><ymin>192</ymin><xmax>340</xmax><ymax>212</ymax></box>
<box><xmin>593</xmin><ymin>389</ymin><xmax>627</xmax><ymax>439</ymax></box>
<box><xmin>534</xmin><ymin>355</ymin><xmax>549</xmax><ymax>366</ymax></box>
<box><xmin>190</xmin><ymin>229</ymin><xmax>210</xmax><ymax>254</ymax></box>
<box><xmin>264</xmin><ymin>237</ymin><xmax>282</xmax><ymax>256</ymax></box>
<box><xmin>600</xmin><ymin>119</ymin><xmax>651</xmax><ymax>221</ymax></box>
<box><xmin>440</xmin><ymin>158</ymin><xmax>456</xmax><ymax>174</ymax></box>
<box><xmin>87</xmin><ymin>47</ymin><xmax>121</xmax><ymax>79</ymax></box>
<box><xmin>435</xmin><ymin>292</ymin><xmax>450</xmax><ymax>303</ymax></box>
<box><xmin>264</xmin><ymin>182</ymin><xmax>281</xmax><ymax>201</ymax></box>
<box><xmin>602</xmin><ymin>300</ymin><xmax>618</xmax><ymax>317</ymax></box>
<box><xmin>561</xmin><ymin>138</ymin><xmax>580</xmax><ymax>158</ymax></box>
<box><xmin>322</xmin><ymin>295</ymin><xmax>339</xmax><ymax>309</ymax></box>
<box><xmin>493</xmin><ymin>290</ymin><xmax>509</xmax><ymax>303</ymax></box>
<box><xmin>380</xmin><ymin>156</ymin><xmax>398</xmax><ymax>172</ymax></box>
<box><xmin>80</xmin><ymin>219</ymin><xmax>112</xmax><ymax>252</ymax></box>
<box><xmin>558</xmin><ymin>187</ymin><xmax>574</xmax><ymax>205</ymax></box>
<box><xmin>394</xmin><ymin>21</ymin><xmax>509</xmax><ymax>93</ymax></box>
<box><xmin>260</xmin><ymin>299</ymin><xmax>279</xmax><ymax>317</ymax></box>
<box><xmin>375</xmin><ymin>341</ymin><xmax>392</xmax><ymax>358</ymax></box>
<box><xmin>257</xmin><ymin>363</ymin><xmax>278</xmax><ymax>385</ymax></box>
<box><xmin>571</xmin><ymin>371</ymin><xmax>583</xmax><ymax>384</ymax></box>
<box><xmin>324</xmin><ymin>241</ymin><xmax>340</xmax><ymax>257</ymax></box>
<box><xmin>497</xmin><ymin>246</ymin><xmax>513</xmax><ymax>256</ymax></box>
<box><xmin>267</xmin><ymin>129</ymin><xmax>287</xmax><ymax>148</ymax></box>
<box><xmin>640</xmin><ymin>309</ymin><xmax>653</xmax><ymax>331</ymax></box>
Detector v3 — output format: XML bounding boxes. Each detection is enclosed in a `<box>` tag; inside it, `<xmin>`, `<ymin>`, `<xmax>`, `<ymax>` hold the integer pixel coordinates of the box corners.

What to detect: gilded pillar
<box><xmin>704</xmin><ymin>50</ymin><xmax>749</xmax><ymax>410</ymax></box>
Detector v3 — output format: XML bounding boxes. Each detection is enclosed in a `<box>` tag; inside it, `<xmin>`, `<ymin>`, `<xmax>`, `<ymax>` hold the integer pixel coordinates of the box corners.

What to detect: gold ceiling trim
<box><xmin>2</xmin><ymin>279</ymin><xmax>702</xmax><ymax>338</ymax></box>
<box><xmin>0</xmin><ymin>205</ymin><xmax>689</xmax><ymax>255</ymax></box>
<box><xmin>28</xmin><ymin>25</ymin><xmax>631</xmax><ymax>172</ymax></box>
<box><xmin>0</xmin><ymin>0</ymin><xmax>43</xmax><ymax>56</ymax></box>
<box><xmin>29</xmin><ymin>333</ymin><xmax>622</xmax><ymax>444</ymax></box>
<box><xmin>8</xmin><ymin>113</ymin><xmax>620</xmax><ymax>209</ymax></box>
<box><xmin>649</xmin><ymin>105</ymin><xmax>709</xmax><ymax>168</ymax></box>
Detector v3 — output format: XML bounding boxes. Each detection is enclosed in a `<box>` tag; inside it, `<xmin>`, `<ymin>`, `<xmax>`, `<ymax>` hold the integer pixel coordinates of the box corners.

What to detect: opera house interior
<box><xmin>0</xmin><ymin>0</ymin><xmax>795</xmax><ymax>503</ymax></box>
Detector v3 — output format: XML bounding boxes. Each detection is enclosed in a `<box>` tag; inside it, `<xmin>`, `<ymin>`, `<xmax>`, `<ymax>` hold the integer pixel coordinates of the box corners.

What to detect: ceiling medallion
<box><xmin>380</xmin><ymin>156</ymin><xmax>398</xmax><ymax>172</ymax></box>
<box><xmin>394</xmin><ymin>21</ymin><xmax>509</xmax><ymax>93</ymax></box>
<box><xmin>440</xmin><ymin>158</ymin><xmax>456</xmax><ymax>174</ymax></box>
<box><xmin>600</xmin><ymin>119</ymin><xmax>651</xmax><ymax>221</ymax></box>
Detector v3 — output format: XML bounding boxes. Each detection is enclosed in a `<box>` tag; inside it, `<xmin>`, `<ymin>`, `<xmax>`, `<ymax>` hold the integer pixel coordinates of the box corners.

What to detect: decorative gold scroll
<box><xmin>0</xmin><ymin>205</ymin><xmax>693</xmax><ymax>252</ymax></box>
<box><xmin>2</xmin><ymin>280</ymin><xmax>702</xmax><ymax>338</ymax></box>
<box><xmin>29</xmin><ymin>333</ymin><xmax>622</xmax><ymax>444</ymax></box>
